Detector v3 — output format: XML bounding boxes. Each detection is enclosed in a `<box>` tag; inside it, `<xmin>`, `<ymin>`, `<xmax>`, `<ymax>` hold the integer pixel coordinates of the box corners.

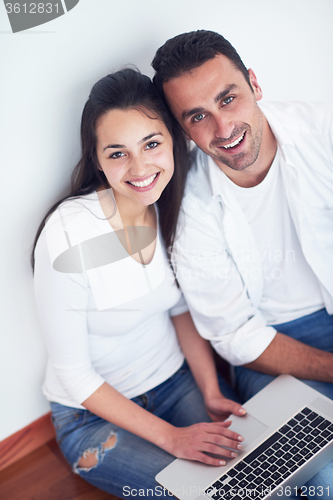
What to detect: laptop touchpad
<box><xmin>229</xmin><ymin>412</ymin><xmax>268</xmax><ymax>449</ymax></box>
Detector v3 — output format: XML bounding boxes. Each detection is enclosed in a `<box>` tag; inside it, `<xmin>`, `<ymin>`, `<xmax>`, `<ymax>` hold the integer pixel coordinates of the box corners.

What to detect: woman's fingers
<box><xmin>193</xmin><ymin>452</ymin><xmax>228</xmax><ymax>467</ymax></box>
<box><xmin>199</xmin><ymin>421</ymin><xmax>243</xmax><ymax>444</ymax></box>
<box><xmin>165</xmin><ymin>422</ymin><xmax>245</xmax><ymax>465</ymax></box>
<box><xmin>219</xmin><ymin>399</ymin><xmax>246</xmax><ymax>415</ymax></box>
<box><xmin>199</xmin><ymin>440</ymin><xmax>240</xmax><ymax>458</ymax></box>
<box><xmin>210</xmin><ymin>433</ymin><xmax>243</xmax><ymax>451</ymax></box>
<box><xmin>205</xmin><ymin>396</ymin><xmax>246</xmax><ymax>420</ymax></box>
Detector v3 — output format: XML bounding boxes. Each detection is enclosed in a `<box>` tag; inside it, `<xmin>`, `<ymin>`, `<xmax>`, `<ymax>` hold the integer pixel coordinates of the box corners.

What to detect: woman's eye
<box><xmin>223</xmin><ymin>96</ymin><xmax>234</xmax><ymax>105</ymax></box>
<box><xmin>193</xmin><ymin>113</ymin><xmax>205</xmax><ymax>123</ymax></box>
<box><xmin>109</xmin><ymin>151</ymin><xmax>125</xmax><ymax>159</ymax></box>
<box><xmin>146</xmin><ymin>141</ymin><xmax>159</xmax><ymax>149</ymax></box>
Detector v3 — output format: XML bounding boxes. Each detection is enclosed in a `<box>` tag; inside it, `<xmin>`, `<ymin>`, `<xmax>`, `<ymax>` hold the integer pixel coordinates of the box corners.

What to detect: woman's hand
<box><xmin>205</xmin><ymin>394</ymin><xmax>246</xmax><ymax>422</ymax></box>
<box><xmin>162</xmin><ymin>421</ymin><xmax>244</xmax><ymax>466</ymax></box>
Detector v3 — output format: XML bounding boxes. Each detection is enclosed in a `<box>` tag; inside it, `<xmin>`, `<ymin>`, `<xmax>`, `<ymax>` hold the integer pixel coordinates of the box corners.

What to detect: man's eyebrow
<box><xmin>181</xmin><ymin>84</ymin><xmax>238</xmax><ymax>121</ymax></box>
<box><xmin>182</xmin><ymin>107</ymin><xmax>205</xmax><ymax>121</ymax></box>
<box><xmin>103</xmin><ymin>133</ymin><xmax>162</xmax><ymax>152</ymax></box>
<box><xmin>214</xmin><ymin>84</ymin><xmax>237</xmax><ymax>103</ymax></box>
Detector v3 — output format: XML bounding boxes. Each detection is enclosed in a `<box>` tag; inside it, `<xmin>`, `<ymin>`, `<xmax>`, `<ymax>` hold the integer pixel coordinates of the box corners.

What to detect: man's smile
<box><xmin>220</xmin><ymin>131</ymin><xmax>246</xmax><ymax>149</ymax></box>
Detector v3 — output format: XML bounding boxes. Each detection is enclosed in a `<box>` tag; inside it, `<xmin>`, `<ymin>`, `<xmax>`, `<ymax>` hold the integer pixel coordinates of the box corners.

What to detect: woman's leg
<box><xmin>50</xmin><ymin>363</ymin><xmax>241</xmax><ymax>499</ymax></box>
<box><xmin>51</xmin><ymin>402</ymin><xmax>176</xmax><ymax>499</ymax></box>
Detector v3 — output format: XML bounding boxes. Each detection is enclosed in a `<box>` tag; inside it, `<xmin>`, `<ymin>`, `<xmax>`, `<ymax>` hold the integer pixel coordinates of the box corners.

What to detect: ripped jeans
<box><xmin>50</xmin><ymin>361</ymin><xmax>239</xmax><ymax>499</ymax></box>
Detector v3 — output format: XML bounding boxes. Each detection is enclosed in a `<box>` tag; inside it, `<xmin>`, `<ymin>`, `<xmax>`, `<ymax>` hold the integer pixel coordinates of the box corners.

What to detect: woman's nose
<box><xmin>129</xmin><ymin>156</ymin><xmax>147</xmax><ymax>177</ymax></box>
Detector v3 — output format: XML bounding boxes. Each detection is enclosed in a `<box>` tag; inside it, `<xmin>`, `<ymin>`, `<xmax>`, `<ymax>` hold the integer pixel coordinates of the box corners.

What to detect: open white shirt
<box><xmin>173</xmin><ymin>101</ymin><xmax>333</xmax><ymax>366</ymax></box>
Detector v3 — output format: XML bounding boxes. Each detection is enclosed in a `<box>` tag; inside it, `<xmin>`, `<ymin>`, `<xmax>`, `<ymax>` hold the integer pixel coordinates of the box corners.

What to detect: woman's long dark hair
<box><xmin>31</xmin><ymin>68</ymin><xmax>189</xmax><ymax>270</ymax></box>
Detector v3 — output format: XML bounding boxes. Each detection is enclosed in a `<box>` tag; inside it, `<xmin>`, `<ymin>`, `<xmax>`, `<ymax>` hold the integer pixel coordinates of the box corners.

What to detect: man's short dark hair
<box><xmin>152</xmin><ymin>30</ymin><xmax>251</xmax><ymax>95</ymax></box>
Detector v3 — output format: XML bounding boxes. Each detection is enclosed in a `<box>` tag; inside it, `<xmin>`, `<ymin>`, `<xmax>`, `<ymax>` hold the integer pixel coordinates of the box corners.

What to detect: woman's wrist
<box><xmin>152</xmin><ymin>420</ymin><xmax>177</xmax><ymax>450</ymax></box>
<box><xmin>202</xmin><ymin>382</ymin><xmax>225</xmax><ymax>405</ymax></box>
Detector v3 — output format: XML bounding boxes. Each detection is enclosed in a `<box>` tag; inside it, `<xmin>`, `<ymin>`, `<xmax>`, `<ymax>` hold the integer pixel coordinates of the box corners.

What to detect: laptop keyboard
<box><xmin>205</xmin><ymin>407</ymin><xmax>333</xmax><ymax>500</ymax></box>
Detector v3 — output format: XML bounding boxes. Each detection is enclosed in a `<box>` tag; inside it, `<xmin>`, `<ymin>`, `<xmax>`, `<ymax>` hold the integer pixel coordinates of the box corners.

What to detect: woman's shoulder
<box><xmin>44</xmin><ymin>192</ymin><xmax>103</xmax><ymax>234</ymax></box>
<box><xmin>39</xmin><ymin>192</ymin><xmax>107</xmax><ymax>263</ymax></box>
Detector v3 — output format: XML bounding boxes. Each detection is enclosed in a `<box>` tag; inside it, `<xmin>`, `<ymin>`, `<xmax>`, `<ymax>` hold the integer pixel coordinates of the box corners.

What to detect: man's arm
<box><xmin>244</xmin><ymin>332</ymin><xmax>333</xmax><ymax>383</ymax></box>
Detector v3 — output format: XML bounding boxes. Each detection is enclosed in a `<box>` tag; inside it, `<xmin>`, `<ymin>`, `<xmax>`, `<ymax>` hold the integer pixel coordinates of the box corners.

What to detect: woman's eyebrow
<box><xmin>138</xmin><ymin>132</ymin><xmax>163</xmax><ymax>145</ymax></box>
<box><xmin>103</xmin><ymin>133</ymin><xmax>163</xmax><ymax>152</ymax></box>
<box><xmin>103</xmin><ymin>143</ymin><xmax>124</xmax><ymax>151</ymax></box>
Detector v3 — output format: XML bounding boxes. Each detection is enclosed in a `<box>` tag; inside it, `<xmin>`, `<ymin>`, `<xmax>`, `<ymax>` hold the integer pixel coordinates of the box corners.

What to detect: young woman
<box><xmin>32</xmin><ymin>68</ymin><xmax>245</xmax><ymax>499</ymax></box>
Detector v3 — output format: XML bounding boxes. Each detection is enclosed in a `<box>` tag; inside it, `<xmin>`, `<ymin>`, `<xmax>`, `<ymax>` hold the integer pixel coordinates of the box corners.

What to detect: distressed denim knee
<box><xmin>75</xmin><ymin>432</ymin><xmax>117</xmax><ymax>473</ymax></box>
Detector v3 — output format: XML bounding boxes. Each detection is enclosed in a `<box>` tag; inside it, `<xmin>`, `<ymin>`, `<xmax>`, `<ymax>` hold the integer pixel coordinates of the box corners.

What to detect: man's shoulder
<box><xmin>260</xmin><ymin>101</ymin><xmax>333</xmax><ymax>132</ymax></box>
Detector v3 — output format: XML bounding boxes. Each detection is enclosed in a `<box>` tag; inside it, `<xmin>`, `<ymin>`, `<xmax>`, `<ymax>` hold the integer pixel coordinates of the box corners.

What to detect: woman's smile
<box><xmin>126</xmin><ymin>171</ymin><xmax>160</xmax><ymax>189</ymax></box>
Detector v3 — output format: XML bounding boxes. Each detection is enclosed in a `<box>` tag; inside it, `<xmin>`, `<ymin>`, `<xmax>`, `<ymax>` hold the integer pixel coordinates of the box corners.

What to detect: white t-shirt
<box><xmin>226</xmin><ymin>149</ymin><xmax>324</xmax><ymax>325</ymax></box>
<box><xmin>34</xmin><ymin>193</ymin><xmax>186</xmax><ymax>409</ymax></box>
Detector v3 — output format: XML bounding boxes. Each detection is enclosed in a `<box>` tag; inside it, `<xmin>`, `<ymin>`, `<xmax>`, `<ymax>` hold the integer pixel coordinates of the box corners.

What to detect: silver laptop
<box><xmin>156</xmin><ymin>375</ymin><xmax>333</xmax><ymax>500</ymax></box>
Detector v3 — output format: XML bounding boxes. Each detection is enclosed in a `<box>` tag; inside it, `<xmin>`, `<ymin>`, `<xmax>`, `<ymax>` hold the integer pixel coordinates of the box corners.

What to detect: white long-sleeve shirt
<box><xmin>172</xmin><ymin>101</ymin><xmax>333</xmax><ymax>366</ymax></box>
<box><xmin>34</xmin><ymin>193</ymin><xmax>186</xmax><ymax>408</ymax></box>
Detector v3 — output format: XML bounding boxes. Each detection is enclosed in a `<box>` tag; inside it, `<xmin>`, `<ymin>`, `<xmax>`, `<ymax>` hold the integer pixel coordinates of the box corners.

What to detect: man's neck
<box><xmin>216</xmin><ymin>117</ymin><xmax>277</xmax><ymax>188</ymax></box>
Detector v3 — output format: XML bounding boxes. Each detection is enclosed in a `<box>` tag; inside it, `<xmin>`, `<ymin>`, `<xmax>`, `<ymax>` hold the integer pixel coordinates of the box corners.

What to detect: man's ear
<box><xmin>248</xmin><ymin>69</ymin><xmax>263</xmax><ymax>101</ymax></box>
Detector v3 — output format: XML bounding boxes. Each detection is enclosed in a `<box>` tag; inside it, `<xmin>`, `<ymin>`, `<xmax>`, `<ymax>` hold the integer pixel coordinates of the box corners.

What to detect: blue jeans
<box><xmin>51</xmin><ymin>361</ymin><xmax>239</xmax><ymax>499</ymax></box>
<box><xmin>235</xmin><ymin>309</ymin><xmax>333</xmax><ymax>500</ymax></box>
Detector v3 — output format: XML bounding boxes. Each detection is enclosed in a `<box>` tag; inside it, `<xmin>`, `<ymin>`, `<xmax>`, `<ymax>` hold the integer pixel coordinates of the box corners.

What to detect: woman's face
<box><xmin>95</xmin><ymin>108</ymin><xmax>174</xmax><ymax>211</ymax></box>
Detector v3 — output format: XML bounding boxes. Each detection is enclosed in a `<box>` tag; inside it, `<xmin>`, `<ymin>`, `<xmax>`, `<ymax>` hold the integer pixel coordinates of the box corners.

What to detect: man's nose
<box><xmin>213</xmin><ymin>115</ymin><xmax>234</xmax><ymax>141</ymax></box>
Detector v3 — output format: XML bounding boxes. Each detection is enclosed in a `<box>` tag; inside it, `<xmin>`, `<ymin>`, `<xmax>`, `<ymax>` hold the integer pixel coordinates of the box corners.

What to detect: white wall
<box><xmin>0</xmin><ymin>0</ymin><xmax>332</xmax><ymax>442</ymax></box>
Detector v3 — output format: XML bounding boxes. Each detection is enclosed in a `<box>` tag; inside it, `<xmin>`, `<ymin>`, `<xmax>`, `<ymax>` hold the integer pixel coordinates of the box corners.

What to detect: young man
<box><xmin>152</xmin><ymin>30</ymin><xmax>333</xmax><ymax>497</ymax></box>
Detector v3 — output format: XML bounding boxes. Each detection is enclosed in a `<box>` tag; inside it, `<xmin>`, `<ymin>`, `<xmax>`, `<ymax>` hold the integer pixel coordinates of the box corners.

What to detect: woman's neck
<box><xmin>97</xmin><ymin>188</ymin><xmax>157</xmax><ymax>265</ymax></box>
<box><xmin>97</xmin><ymin>188</ymin><xmax>156</xmax><ymax>229</ymax></box>
<box><xmin>118</xmin><ymin>202</ymin><xmax>154</xmax><ymax>228</ymax></box>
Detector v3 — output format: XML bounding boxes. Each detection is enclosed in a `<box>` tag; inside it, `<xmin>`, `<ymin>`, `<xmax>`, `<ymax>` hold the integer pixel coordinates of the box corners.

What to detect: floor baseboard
<box><xmin>0</xmin><ymin>412</ymin><xmax>55</xmax><ymax>471</ymax></box>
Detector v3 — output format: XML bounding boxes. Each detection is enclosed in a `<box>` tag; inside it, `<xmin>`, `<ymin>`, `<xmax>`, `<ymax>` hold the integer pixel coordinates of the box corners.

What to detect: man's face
<box><xmin>163</xmin><ymin>55</ymin><xmax>264</xmax><ymax>172</ymax></box>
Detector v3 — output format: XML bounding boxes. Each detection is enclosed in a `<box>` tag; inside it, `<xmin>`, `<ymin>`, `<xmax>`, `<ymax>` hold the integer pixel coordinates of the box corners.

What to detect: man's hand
<box><xmin>162</xmin><ymin>421</ymin><xmax>244</xmax><ymax>466</ymax></box>
<box><xmin>205</xmin><ymin>394</ymin><xmax>246</xmax><ymax>422</ymax></box>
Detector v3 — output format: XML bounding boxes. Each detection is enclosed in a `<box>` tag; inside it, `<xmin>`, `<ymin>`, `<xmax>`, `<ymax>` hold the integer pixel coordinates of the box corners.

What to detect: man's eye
<box><xmin>223</xmin><ymin>96</ymin><xmax>234</xmax><ymax>105</ymax></box>
<box><xmin>193</xmin><ymin>113</ymin><xmax>205</xmax><ymax>122</ymax></box>
<box><xmin>146</xmin><ymin>141</ymin><xmax>159</xmax><ymax>149</ymax></box>
<box><xmin>109</xmin><ymin>151</ymin><xmax>125</xmax><ymax>159</ymax></box>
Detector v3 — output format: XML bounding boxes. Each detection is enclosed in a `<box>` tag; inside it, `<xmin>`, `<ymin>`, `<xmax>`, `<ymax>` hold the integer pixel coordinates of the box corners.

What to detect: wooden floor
<box><xmin>0</xmin><ymin>439</ymin><xmax>120</xmax><ymax>500</ymax></box>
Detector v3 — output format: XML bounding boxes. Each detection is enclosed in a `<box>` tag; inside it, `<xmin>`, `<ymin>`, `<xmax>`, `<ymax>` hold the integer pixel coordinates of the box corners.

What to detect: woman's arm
<box><xmin>82</xmin><ymin>381</ymin><xmax>244</xmax><ymax>466</ymax></box>
<box><xmin>172</xmin><ymin>312</ymin><xmax>246</xmax><ymax>421</ymax></box>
